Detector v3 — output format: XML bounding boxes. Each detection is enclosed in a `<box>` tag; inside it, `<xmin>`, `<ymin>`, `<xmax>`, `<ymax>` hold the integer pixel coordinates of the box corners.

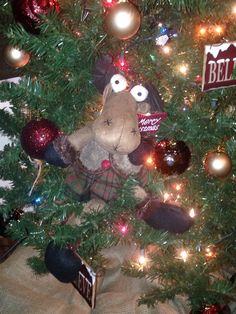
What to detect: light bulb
<box><xmin>214</xmin><ymin>25</ymin><xmax>223</xmax><ymax>35</ymax></box>
<box><xmin>174</xmin><ymin>183</ymin><xmax>182</xmax><ymax>191</ymax></box>
<box><xmin>138</xmin><ymin>255</ymin><xmax>146</xmax><ymax>265</ymax></box>
<box><xmin>118</xmin><ymin>224</ymin><xmax>128</xmax><ymax>235</ymax></box>
<box><xmin>179</xmin><ymin>249</ymin><xmax>188</xmax><ymax>262</ymax></box>
<box><xmin>189</xmin><ymin>208</ymin><xmax>196</xmax><ymax>218</ymax></box>
<box><xmin>205</xmin><ymin>246</ymin><xmax>217</xmax><ymax>259</ymax></box>
<box><xmin>232</xmin><ymin>5</ymin><xmax>236</xmax><ymax>14</ymax></box>
<box><xmin>145</xmin><ymin>156</ymin><xmax>155</xmax><ymax>168</ymax></box>
<box><xmin>162</xmin><ymin>45</ymin><xmax>171</xmax><ymax>54</ymax></box>
<box><xmin>199</xmin><ymin>27</ymin><xmax>207</xmax><ymax>36</ymax></box>
<box><xmin>163</xmin><ymin>192</ymin><xmax>170</xmax><ymax>202</ymax></box>
<box><xmin>138</xmin><ymin>249</ymin><xmax>146</xmax><ymax>265</ymax></box>
<box><xmin>178</xmin><ymin>64</ymin><xmax>189</xmax><ymax>75</ymax></box>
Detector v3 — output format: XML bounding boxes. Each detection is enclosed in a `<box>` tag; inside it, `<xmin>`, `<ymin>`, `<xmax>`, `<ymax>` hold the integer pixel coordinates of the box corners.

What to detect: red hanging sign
<box><xmin>137</xmin><ymin>112</ymin><xmax>168</xmax><ymax>134</ymax></box>
<box><xmin>202</xmin><ymin>42</ymin><xmax>236</xmax><ymax>91</ymax></box>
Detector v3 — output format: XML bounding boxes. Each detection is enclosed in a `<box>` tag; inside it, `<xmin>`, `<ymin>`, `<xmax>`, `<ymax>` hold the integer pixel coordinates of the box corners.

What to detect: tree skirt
<box><xmin>0</xmin><ymin>245</ymin><xmax>190</xmax><ymax>314</ymax></box>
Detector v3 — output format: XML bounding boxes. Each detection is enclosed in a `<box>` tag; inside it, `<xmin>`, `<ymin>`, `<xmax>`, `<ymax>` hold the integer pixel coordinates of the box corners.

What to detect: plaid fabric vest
<box><xmin>65</xmin><ymin>155</ymin><xmax>148</xmax><ymax>202</ymax></box>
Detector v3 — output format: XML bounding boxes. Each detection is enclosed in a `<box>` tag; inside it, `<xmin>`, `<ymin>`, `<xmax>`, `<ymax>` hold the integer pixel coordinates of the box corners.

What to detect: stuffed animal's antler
<box><xmin>92</xmin><ymin>54</ymin><xmax>118</xmax><ymax>94</ymax></box>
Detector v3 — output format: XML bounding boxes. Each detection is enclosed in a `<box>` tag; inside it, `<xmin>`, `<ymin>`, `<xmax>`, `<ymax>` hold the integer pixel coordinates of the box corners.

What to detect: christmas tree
<box><xmin>0</xmin><ymin>0</ymin><xmax>236</xmax><ymax>312</ymax></box>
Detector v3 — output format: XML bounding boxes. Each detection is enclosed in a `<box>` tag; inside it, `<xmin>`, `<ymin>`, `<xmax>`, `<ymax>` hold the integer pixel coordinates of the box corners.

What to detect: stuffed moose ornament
<box><xmin>43</xmin><ymin>55</ymin><xmax>193</xmax><ymax>283</ymax></box>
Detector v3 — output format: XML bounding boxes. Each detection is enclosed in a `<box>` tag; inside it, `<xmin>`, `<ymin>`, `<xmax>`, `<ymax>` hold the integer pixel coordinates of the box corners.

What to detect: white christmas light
<box><xmin>179</xmin><ymin>249</ymin><xmax>188</xmax><ymax>262</ymax></box>
<box><xmin>162</xmin><ymin>45</ymin><xmax>171</xmax><ymax>54</ymax></box>
<box><xmin>138</xmin><ymin>249</ymin><xmax>146</xmax><ymax>266</ymax></box>
<box><xmin>199</xmin><ymin>27</ymin><xmax>207</xmax><ymax>36</ymax></box>
<box><xmin>174</xmin><ymin>183</ymin><xmax>182</xmax><ymax>191</ymax></box>
<box><xmin>163</xmin><ymin>192</ymin><xmax>170</xmax><ymax>202</ymax></box>
<box><xmin>178</xmin><ymin>64</ymin><xmax>189</xmax><ymax>75</ymax></box>
<box><xmin>214</xmin><ymin>25</ymin><xmax>223</xmax><ymax>35</ymax></box>
<box><xmin>189</xmin><ymin>208</ymin><xmax>196</xmax><ymax>218</ymax></box>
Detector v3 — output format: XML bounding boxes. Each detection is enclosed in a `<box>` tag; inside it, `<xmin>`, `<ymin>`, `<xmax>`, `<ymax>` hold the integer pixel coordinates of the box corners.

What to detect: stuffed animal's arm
<box><xmin>67</xmin><ymin>123</ymin><xmax>93</xmax><ymax>152</ymax></box>
<box><xmin>43</xmin><ymin>124</ymin><xmax>93</xmax><ymax>167</ymax></box>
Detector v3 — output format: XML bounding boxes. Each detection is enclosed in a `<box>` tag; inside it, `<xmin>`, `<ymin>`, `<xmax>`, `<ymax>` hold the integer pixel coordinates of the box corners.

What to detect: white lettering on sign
<box><xmin>138</xmin><ymin>112</ymin><xmax>167</xmax><ymax>134</ymax></box>
<box><xmin>78</xmin><ymin>271</ymin><xmax>92</xmax><ymax>302</ymax></box>
<box><xmin>202</xmin><ymin>42</ymin><xmax>236</xmax><ymax>91</ymax></box>
<box><xmin>208</xmin><ymin>59</ymin><xmax>233</xmax><ymax>83</ymax></box>
<box><xmin>139</xmin><ymin>117</ymin><xmax>162</xmax><ymax>126</ymax></box>
<box><xmin>72</xmin><ymin>258</ymin><xmax>96</xmax><ymax>309</ymax></box>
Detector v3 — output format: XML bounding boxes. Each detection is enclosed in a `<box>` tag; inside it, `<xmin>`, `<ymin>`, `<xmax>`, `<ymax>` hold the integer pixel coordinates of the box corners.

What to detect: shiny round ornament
<box><xmin>189</xmin><ymin>303</ymin><xmax>231</xmax><ymax>314</ymax></box>
<box><xmin>20</xmin><ymin>119</ymin><xmax>60</xmax><ymax>159</ymax></box>
<box><xmin>4</xmin><ymin>46</ymin><xmax>30</xmax><ymax>68</ymax></box>
<box><xmin>105</xmin><ymin>2</ymin><xmax>141</xmax><ymax>40</ymax></box>
<box><xmin>155</xmin><ymin>139</ymin><xmax>191</xmax><ymax>175</ymax></box>
<box><xmin>11</xmin><ymin>0</ymin><xmax>60</xmax><ymax>34</ymax></box>
<box><xmin>204</xmin><ymin>150</ymin><xmax>232</xmax><ymax>178</ymax></box>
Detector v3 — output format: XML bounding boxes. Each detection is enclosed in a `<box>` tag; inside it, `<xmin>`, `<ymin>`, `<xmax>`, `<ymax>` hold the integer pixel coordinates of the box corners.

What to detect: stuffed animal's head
<box><xmin>92</xmin><ymin>74</ymin><xmax>151</xmax><ymax>154</ymax></box>
<box><xmin>92</xmin><ymin>54</ymin><xmax>164</xmax><ymax>155</ymax></box>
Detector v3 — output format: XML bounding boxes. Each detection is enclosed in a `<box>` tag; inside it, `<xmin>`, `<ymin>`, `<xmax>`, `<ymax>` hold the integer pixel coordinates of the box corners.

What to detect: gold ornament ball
<box><xmin>204</xmin><ymin>151</ymin><xmax>232</xmax><ymax>178</ymax></box>
<box><xmin>105</xmin><ymin>2</ymin><xmax>141</xmax><ymax>40</ymax></box>
<box><xmin>4</xmin><ymin>46</ymin><xmax>30</xmax><ymax>68</ymax></box>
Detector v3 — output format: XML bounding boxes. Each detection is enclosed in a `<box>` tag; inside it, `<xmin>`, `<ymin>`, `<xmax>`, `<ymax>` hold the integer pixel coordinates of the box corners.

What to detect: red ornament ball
<box><xmin>11</xmin><ymin>0</ymin><xmax>60</xmax><ymax>34</ymax></box>
<box><xmin>189</xmin><ymin>303</ymin><xmax>230</xmax><ymax>314</ymax></box>
<box><xmin>155</xmin><ymin>139</ymin><xmax>191</xmax><ymax>175</ymax></box>
<box><xmin>101</xmin><ymin>159</ymin><xmax>111</xmax><ymax>170</ymax></box>
<box><xmin>20</xmin><ymin>119</ymin><xmax>60</xmax><ymax>159</ymax></box>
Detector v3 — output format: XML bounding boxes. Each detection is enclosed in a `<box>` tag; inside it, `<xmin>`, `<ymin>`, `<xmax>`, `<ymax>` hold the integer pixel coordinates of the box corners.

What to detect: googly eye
<box><xmin>130</xmin><ymin>85</ymin><xmax>149</xmax><ymax>102</ymax></box>
<box><xmin>110</xmin><ymin>74</ymin><xmax>127</xmax><ymax>93</ymax></box>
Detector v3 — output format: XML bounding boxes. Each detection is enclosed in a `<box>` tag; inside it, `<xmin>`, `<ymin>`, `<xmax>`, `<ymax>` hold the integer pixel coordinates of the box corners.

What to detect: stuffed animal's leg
<box><xmin>137</xmin><ymin>197</ymin><xmax>194</xmax><ymax>234</ymax></box>
<box><xmin>132</xmin><ymin>185</ymin><xmax>193</xmax><ymax>234</ymax></box>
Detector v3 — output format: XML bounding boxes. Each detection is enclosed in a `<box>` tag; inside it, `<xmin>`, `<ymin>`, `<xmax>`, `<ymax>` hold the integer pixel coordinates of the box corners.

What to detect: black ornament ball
<box><xmin>11</xmin><ymin>0</ymin><xmax>60</xmax><ymax>34</ymax></box>
<box><xmin>45</xmin><ymin>242</ymin><xmax>82</xmax><ymax>283</ymax></box>
<box><xmin>155</xmin><ymin>139</ymin><xmax>191</xmax><ymax>175</ymax></box>
<box><xmin>20</xmin><ymin>119</ymin><xmax>60</xmax><ymax>159</ymax></box>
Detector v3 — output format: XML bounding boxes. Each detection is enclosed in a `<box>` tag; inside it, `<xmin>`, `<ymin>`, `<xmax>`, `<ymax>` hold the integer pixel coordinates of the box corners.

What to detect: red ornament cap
<box><xmin>101</xmin><ymin>0</ymin><xmax>118</xmax><ymax>8</ymax></box>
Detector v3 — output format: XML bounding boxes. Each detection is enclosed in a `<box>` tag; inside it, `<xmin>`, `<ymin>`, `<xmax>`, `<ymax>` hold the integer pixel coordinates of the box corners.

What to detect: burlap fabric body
<box><xmin>0</xmin><ymin>245</ymin><xmax>190</xmax><ymax>314</ymax></box>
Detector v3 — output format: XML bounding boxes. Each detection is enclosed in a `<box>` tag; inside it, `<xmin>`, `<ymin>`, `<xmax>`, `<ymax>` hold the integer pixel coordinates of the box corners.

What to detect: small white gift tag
<box><xmin>155</xmin><ymin>34</ymin><xmax>169</xmax><ymax>46</ymax></box>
